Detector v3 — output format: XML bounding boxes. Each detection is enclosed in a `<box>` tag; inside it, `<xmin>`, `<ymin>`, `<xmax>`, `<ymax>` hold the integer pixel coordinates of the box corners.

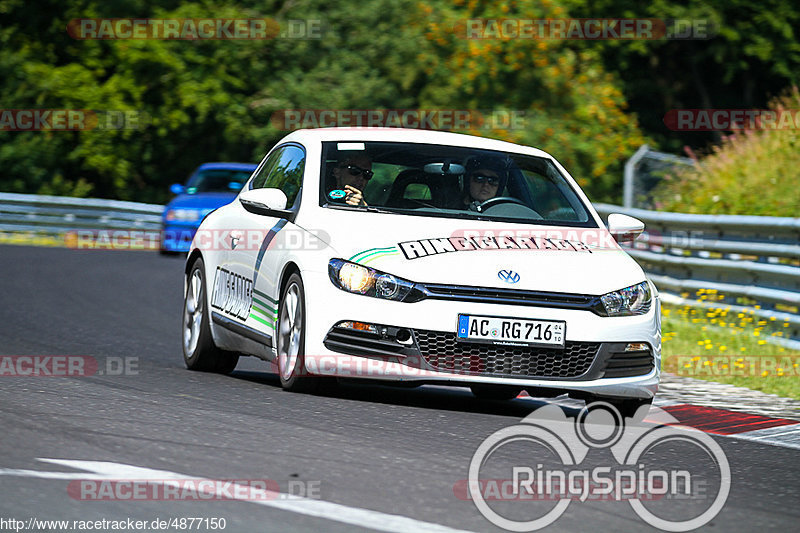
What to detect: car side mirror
<box><xmin>170</xmin><ymin>183</ymin><xmax>185</xmax><ymax>195</ymax></box>
<box><xmin>239</xmin><ymin>188</ymin><xmax>290</xmax><ymax>217</ymax></box>
<box><xmin>608</xmin><ymin>213</ymin><xmax>645</xmax><ymax>243</ymax></box>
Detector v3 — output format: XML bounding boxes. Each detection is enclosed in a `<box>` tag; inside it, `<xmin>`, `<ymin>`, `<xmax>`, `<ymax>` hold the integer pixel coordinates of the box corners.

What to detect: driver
<box><xmin>461</xmin><ymin>157</ymin><xmax>507</xmax><ymax>211</ymax></box>
<box><xmin>329</xmin><ymin>154</ymin><xmax>372</xmax><ymax>206</ymax></box>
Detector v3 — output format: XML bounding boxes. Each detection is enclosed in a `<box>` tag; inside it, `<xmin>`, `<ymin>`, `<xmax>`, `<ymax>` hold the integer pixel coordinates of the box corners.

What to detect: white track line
<box><xmin>0</xmin><ymin>459</ymin><xmax>477</xmax><ymax>533</ymax></box>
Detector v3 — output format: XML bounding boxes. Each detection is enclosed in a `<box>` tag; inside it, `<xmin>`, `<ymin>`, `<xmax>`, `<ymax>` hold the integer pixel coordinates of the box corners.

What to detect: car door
<box><xmin>224</xmin><ymin>143</ymin><xmax>306</xmax><ymax>345</ymax></box>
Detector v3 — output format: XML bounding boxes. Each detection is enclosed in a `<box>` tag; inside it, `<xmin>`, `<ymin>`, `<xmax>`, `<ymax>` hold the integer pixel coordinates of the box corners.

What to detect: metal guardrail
<box><xmin>595</xmin><ymin>203</ymin><xmax>800</xmax><ymax>347</ymax></box>
<box><xmin>0</xmin><ymin>192</ymin><xmax>163</xmax><ymax>233</ymax></box>
<box><xmin>0</xmin><ymin>192</ymin><xmax>164</xmax><ymax>248</ymax></box>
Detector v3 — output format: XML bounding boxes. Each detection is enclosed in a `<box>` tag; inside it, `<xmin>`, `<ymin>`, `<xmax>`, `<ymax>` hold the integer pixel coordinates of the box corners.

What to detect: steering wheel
<box><xmin>476</xmin><ymin>196</ymin><xmax>528</xmax><ymax>212</ymax></box>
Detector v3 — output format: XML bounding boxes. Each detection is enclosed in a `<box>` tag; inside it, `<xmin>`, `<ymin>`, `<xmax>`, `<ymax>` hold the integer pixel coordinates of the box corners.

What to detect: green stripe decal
<box><xmin>361</xmin><ymin>251</ymin><xmax>400</xmax><ymax>264</ymax></box>
<box><xmin>250</xmin><ymin>313</ymin><xmax>275</xmax><ymax>329</ymax></box>
<box><xmin>349</xmin><ymin>246</ymin><xmax>397</xmax><ymax>262</ymax></box>
<box><xmin>252</xmin><ymin>304</ymin><xmax>277</xmax><ymax>318</ymax></box>
<box><xmin>253</xmin><ymin>289</ymin><xmax>277</xmax><ymax>304</ymax></box>
<box><xmin>252</xmin><ymin>297</ymin><xmax>276</xmax><ymax>314</ymax></box>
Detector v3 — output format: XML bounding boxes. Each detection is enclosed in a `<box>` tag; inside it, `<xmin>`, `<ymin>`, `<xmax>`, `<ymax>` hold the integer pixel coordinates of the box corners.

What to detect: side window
<box><xmin>251</xmin><ymin>145</ymin><xmax>306</xmax><ymax>207</ymax></box>
<box><xmin>250</xmin><ymin>149</ymin><xmax>283</xmax><ymax>189</ymax></box>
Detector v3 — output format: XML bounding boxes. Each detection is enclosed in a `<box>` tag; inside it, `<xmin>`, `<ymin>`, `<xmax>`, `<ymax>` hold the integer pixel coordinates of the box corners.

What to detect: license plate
<box><xmin>456</xmin><ymin>314</ymin><xmax>565</xmax><ymax>347</ymax></box>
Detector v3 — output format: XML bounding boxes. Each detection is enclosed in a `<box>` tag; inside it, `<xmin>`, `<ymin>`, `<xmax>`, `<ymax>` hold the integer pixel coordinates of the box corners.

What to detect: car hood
<box><xmin>311</xmin><ymin>211</ymin><xmax>646</xmax><ymax>296</ymax></box>
<box><xmin>166</xmin><ymin>193</ymin><xmax>237</xmax><ymax>211</ymax></box>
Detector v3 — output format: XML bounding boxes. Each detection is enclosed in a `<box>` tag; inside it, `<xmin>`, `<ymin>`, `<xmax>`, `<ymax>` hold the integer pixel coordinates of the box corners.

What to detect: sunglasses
<box><xmin>471</xmin><ymin>174</ymin><xmax>500</xmax><ymax>186</ymax></box>
<box><xmin>340</xmin><ymin>164</ymin><xmax>374</xmax><ymax>180</ymax></box>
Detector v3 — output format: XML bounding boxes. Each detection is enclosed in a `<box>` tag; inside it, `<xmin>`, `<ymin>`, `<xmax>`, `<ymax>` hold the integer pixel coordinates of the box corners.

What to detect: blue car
<box><xmin>160</xmin><ymin>162</ymin><xmax>258</xmax><ymax>253</ymax></box>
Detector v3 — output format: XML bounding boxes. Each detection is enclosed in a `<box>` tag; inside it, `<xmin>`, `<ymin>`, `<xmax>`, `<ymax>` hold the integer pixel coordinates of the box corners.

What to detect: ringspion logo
<box><xmin>464</xmin><ymin>403</ymin><xmax>730</xmax><ymax>531</ymax></box>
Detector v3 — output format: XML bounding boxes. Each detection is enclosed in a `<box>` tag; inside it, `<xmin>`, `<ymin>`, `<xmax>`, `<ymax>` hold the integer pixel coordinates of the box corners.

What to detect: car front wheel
<box><xmin>277</xmin><ymin>272</ymin><xmax>320</xmax><ymax>392</ymax></box>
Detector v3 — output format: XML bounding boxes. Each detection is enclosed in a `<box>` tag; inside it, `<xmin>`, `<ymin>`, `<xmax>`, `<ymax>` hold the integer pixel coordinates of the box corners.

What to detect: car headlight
<box><xmin>328</xmin><ymin>259</ymin><xmax>419</xmax><ymax>302</ymax></box>
<box><xmin>165</xmin><ymin>209</ymin><xmax>201</xmax><ymax>222</ymax></box>
<box><xmin>600</xmin><ymin>281</ymin><xmax>652</xmax><ymax>316</ymax></box>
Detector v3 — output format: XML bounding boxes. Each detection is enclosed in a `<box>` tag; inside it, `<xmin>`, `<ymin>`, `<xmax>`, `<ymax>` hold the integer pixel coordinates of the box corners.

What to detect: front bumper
<box><xmin>161</xmin><ymin>224</ymin><xmax>198</xmax><ymax>252</ymax></box>
<box><xmin>301</xmin><ymin>270</ymin><xmax>661</xmax><ymax>400</ymax></box>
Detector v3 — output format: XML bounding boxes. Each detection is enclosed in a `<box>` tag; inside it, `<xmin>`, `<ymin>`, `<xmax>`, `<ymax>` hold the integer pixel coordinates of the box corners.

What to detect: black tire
<box><xmin>182</xmin><ymin>257</ymin><xmax>239</xmax><ymax>374</ymax></box>
<box><xmin>277</xmin><ymin>272</ymin><xmax>320</xmax><ymax>392</ymax></box>
<box><xmin>470</xmin><ymin>384</ymin><xmax>523</xmax><ymax>401</ymax></box>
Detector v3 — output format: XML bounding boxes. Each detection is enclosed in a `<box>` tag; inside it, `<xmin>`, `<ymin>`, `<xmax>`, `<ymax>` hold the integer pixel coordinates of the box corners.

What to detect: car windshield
<box><xmin>319</xmin><ymin>141</ymin><xmax>595</xmax><ymax>227</ymax></box>
<box><xmin>185</xmin><ymin>169</ymin><xmax>253</xmax><ymax>194</ymax></box>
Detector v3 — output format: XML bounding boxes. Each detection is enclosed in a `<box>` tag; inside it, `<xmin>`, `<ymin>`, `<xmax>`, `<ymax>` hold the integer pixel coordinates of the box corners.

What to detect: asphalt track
<box><xmin>0</xmin><ymin>245</ymin><xmax>798</xmax><ymax>532</ymax></box>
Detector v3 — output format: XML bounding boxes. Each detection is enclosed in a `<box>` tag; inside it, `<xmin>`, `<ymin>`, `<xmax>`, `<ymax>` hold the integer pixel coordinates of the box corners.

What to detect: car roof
<box><xmin>196</xmin><ymin>162</ymin><xmax>258</xmax><ymax>171</ymax></box>
<box><xmin>277</xmin><ymin>127</ymin><xmax>552</xmax><ymax>159</ymax></box>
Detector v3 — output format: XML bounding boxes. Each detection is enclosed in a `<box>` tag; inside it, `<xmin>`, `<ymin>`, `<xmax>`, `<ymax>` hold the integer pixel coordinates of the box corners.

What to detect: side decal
<box><xmin>211</xmin><ymin>267</ymin><xmax>253</xmax><ymax>321</ymax></box>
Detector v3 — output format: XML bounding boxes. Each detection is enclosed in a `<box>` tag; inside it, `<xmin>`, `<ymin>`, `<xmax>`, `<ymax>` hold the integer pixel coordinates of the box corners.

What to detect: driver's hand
<box><xmin>344</xmin><ymin>185</ymin><xmax>367</xmax><ymax>206</ymax></box>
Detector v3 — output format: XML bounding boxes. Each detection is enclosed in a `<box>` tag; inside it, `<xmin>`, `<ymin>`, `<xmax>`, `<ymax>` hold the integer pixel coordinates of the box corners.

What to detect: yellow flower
<box><xmin>761</xmin><ymin>370</ymin><xmax>769</xmax><ymax>377</ymax></box>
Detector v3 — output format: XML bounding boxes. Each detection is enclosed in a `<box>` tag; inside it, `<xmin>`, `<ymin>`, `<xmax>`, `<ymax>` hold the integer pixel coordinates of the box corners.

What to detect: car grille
<box><xmin>602</xmin><ymin>348</ymin><xmax>654</xmax><ymax>378</ymax></box>
<box><xmin>324</xmin><ymin>326</ymin><xmax>410</xmax><ymax>357</ymax></box>
<box><xmin>416</xmin><ymin>283</ymin><xmax>604</xmax><ymax>314</ymax></box>
<box><xmin>414</xmin><ymin>329</ymin><xmax>600</xmax><ymax>379</ymax></box>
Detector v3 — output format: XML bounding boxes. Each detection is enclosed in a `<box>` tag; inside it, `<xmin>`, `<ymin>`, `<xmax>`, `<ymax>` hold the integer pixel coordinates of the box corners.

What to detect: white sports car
<box><xmin>182</xmin><ymin>127</ymin><xmax>660</xmax><ymax>415</ymax></box>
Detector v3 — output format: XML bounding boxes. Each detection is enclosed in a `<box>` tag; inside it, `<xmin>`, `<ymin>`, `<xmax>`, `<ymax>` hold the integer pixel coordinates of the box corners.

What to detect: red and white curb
<box><xmin>648</xmin><ymin>403</ymin><xmax>800</xmax><ymax>450</ymax></box>
<box><xmin>516</xmin><ymin>372</ymin><xmax>800</xmax><ymax>450</ymax></box>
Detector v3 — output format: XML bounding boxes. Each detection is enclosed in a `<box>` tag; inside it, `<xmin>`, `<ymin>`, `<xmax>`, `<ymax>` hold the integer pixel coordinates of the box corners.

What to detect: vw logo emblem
<box><xmin>498</xmin><ymin>269</ymin><xmax>520</xmax><ymax>284</ymax></box>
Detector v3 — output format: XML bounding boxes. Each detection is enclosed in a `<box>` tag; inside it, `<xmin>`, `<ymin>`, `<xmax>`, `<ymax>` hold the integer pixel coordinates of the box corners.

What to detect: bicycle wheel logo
<box><xmin>467</xmin><ymin>402</ymin><xmax>730</xmax><ymax>531</ymax></box>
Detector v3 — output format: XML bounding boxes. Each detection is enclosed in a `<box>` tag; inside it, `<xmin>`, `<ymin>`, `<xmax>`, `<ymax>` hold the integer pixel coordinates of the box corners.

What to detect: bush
<box><xmin>652</xmin><ymin>87</ymin><xmax>800</xmax><ymax>216</ymax></box>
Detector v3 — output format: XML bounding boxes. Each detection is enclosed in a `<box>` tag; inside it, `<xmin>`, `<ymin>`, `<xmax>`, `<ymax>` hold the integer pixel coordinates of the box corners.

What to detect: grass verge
<box><xmin>661</xmin><ymin>303</ymin><xmax>800</xmax><ymax>400</ymax></box>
